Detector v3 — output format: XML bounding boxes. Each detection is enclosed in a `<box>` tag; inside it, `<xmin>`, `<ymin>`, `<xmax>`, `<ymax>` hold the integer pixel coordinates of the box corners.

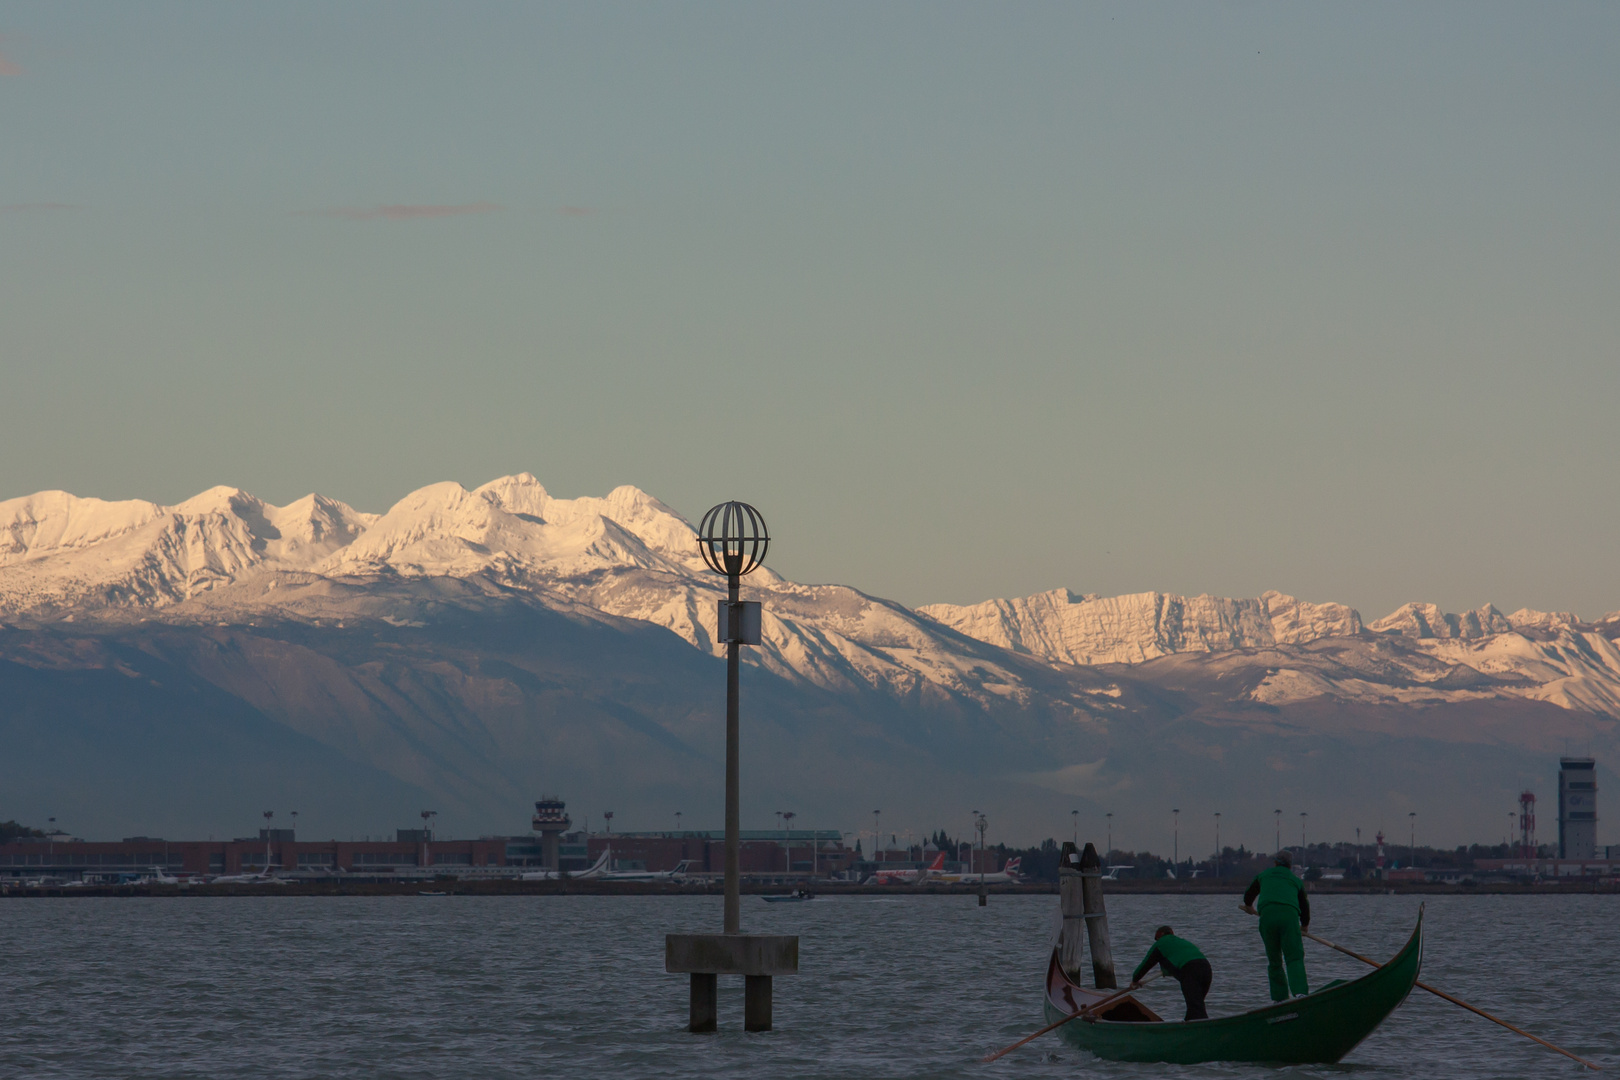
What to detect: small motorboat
<box><xmin>762</xmin><ymin>887</ymin><xmax>816</xmax><ymax>903</ymax></box>
<box><xmin>1043</xmin><ymin>909</ymin><xmax>1423</xmax><ymax>1065</ymax></box>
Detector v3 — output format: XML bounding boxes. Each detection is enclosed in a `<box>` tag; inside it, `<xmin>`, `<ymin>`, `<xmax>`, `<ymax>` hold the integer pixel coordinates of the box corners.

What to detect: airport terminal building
<box><xmin>0</xmin><ymin>824</ymin><xmax>855</xmax><ymax>882</ymax></box>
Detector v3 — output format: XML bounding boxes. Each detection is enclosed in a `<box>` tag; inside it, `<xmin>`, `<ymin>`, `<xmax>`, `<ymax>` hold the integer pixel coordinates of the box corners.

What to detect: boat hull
<box><xmin>1044</xmin><ymin>910</ymin><xmax>1423</xmax><ymax>1065</ymax></box>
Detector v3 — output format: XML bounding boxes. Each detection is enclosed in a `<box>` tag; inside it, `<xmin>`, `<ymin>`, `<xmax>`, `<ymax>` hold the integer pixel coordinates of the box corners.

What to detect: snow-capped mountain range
<box><xmin>5</xmin><ymin>474</ymin><xmax>1619</xmax><ymax>717</ymax></box>
<box><xmin>3</xmin><ymin>474</ymin><xmax>1617</xmax><ymax>843</ymax></box>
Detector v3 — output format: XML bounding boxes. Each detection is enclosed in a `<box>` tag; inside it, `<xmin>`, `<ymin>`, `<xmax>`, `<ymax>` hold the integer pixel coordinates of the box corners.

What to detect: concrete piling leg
<box><xmin>689</xmin><ymin>973</ymin><xmax>718</xmax><ymax>1033</ymax></box>
<box><xmin>744</xmin><ymin>975</ymin><xmax>772</xmax><ymax>1031</ymax></box>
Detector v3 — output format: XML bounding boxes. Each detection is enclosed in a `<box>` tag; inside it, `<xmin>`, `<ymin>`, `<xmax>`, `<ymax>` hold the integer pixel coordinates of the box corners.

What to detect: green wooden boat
<box><xmin>1043</xmin><ymin>908</ymin><xmax>1423</xmax><ymax>1065</ymax></box>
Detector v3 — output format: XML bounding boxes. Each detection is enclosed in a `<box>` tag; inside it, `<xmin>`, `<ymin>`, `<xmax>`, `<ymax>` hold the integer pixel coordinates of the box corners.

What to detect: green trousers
<box><xmin>1258</xmin><ymin>906</ymin><xmax>1309</xmax><ymax>1001</ymax></box>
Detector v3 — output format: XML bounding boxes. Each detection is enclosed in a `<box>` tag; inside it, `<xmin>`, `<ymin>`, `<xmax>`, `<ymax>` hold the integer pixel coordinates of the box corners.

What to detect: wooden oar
<box><xmin>981</xmin><ymin>970</ymin><xmax>1160</xmax><ymax>1063</ymax></box>
<box><xmin>1299</xmin><ymin>925</ymin><xmax>1602</xmax><ymax>1071</ymax></box>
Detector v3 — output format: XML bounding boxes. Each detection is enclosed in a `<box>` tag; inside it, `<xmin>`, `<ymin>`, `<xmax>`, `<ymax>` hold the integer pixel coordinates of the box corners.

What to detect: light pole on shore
<box><xmin>1172</xmin><ymin>808</ymin><xmax>1180</xmax><ymax>871</ymax></box>
<box><xmin>782</xmin><ymin>811</ymin><xmax>795</xmax><ymax>874</ymax></box>
<box><xmin>974</xmin><ymin>810</ymin><xmax>988</xmax><ymax>905</ymax></box>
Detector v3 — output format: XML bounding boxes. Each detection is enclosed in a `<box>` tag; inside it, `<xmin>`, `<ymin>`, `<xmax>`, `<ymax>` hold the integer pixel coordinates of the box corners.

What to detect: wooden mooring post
<box><xmin>1078</xmin><ymin>841</ymin><xmax>1116</xmax><ymax>988</ymax></box>
<box><xmin>1057</xmin><ymin>842</ymin><xmax>1086</xmax><ymax>979</ymax></box>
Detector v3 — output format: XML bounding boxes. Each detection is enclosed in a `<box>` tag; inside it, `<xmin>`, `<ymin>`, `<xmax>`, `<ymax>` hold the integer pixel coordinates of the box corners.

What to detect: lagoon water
<box><xmin>2</xmin><ymin>893</ymin><xmax>1615</xmax><ymax>1078</ymax></box>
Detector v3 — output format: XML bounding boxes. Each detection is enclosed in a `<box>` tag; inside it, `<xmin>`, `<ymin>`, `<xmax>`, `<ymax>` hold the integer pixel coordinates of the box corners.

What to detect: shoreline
<box><xmin>3</xmin><ymin>879</ymin><xmax>1616</xmax><ymax>898</ymax></box>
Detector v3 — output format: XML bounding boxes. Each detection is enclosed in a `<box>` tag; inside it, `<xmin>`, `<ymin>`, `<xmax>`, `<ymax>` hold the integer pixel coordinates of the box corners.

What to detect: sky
<box><xmin>2</xmin><ymin>2</ymin><xmax>1618</xmax><ymax>623</ymax></box>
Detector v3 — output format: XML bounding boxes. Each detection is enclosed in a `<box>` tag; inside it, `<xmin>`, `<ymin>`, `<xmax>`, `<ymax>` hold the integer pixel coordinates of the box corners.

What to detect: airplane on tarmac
<box><xmin>601</xmin><ymin>859</ymin><xmax>694</xmax><ymax>882</ymax></box>
<box><xmin>932</xmin><ymin>857</ymin><xmax>1023</xmax><ymax>884</ymax></box>
<box><xmin>1101</xmin><ymin>865</ymin><xmax>1133</xmax><ymax>881</ymax></box>
<box><xmin>866</xmin><ymin>851</ymin><xmax>946</xmax><ymax>884</ymax></box>
<box><xmin>209</xmin><ymin>866</ymin><xmax>290</xmax><ymax>885</ymax></box>
<box><xmin>519</xmin><ymin>848</ymin><xmax>611</xmax><ymax>881</ymax></box>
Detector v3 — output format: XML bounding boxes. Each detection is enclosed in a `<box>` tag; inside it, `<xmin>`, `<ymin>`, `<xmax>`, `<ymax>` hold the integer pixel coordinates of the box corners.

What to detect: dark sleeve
<box><xmin>1298</xmin><ymin>884</ymin><xmax>1310</xmax><ymax>928</ymax></box>
<box><xmin>1132</xmin><ymin>944</ymin><xmax>1160</xmax><ymax>984</ymax></box>
<box><xmin>1243</xmin><ymin>877</ymin><xmax>1261</xmax><ymax>906</ymax></box>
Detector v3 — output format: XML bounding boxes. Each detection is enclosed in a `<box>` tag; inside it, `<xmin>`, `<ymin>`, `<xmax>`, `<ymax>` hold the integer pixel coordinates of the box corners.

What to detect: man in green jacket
<box><xmin>1130</xmin><ymin>925</ymin><xmax>1212</xmax><ymax>1020</ymax></box>
<box><xmin>1242</xmin><ymin>849</ymin><xmax>1310</xmax><ymax>1001</ymax></box>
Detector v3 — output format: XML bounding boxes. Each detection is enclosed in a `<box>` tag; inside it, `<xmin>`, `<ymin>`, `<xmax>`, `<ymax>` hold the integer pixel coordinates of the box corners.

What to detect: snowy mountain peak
<box><xmin>917</xmin><ymin>587</ymin><xmax>1361</xmax><ymax>666</ymax></box>
<box><xmin>171</xmin><ymin>485</ymin><xmax>258</xmax><ymax>517</ymax></box>
<box><xmin>1369</xmin><ymin>601</ymin><xmax>1515</xmax><ymax>640</ymax></box>
<box><xmin>1507</xmin><ymin>608</ymin><xmax>1582</xmax><ymax>632</ymax></box>
<box><xmin>0</xmin><ymin>490</ymin><xmax>167</xmax><ymax>566</ymax></box>
<box><xmin>316</xmin><ymin>475</ymin><xmax>706</xmax><ymax>581</ymax></box>
<box><xmin>0</xmin><ymin>484</ymin><xmax>371</xmax><ymax>613</ymax></box>
<box><xmin>471</xmin><ymin>473</ymin><xmax>550</xmax><ymax>517</ymax></box>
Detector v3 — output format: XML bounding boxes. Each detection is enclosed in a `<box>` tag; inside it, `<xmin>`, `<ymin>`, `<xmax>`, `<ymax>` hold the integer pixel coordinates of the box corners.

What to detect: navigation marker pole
<box><xmin>665</xmin><ymin>502</ymin><xmax>799</xmax><ymax>1033</ymax></box>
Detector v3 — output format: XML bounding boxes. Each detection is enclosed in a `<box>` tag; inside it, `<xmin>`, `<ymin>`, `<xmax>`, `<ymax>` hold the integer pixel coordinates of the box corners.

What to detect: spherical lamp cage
<box><xmin>698</xmin><ymin>501</ymin><xmax>769</xmax><ymax>578</ymax></box>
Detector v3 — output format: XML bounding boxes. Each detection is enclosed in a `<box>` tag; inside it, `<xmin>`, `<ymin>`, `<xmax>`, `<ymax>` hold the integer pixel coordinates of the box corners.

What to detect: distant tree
<box><xmin>0</xmin><ymin>821</ymin><xmax>45</xmax><ymax>844</ymax></box>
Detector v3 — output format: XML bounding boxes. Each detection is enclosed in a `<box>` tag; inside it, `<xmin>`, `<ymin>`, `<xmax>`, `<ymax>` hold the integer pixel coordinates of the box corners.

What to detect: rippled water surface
<box><xmin>2</xmin><ymin>893</ymin><xmax>1615</xmax><ymax>1077</ymax></box>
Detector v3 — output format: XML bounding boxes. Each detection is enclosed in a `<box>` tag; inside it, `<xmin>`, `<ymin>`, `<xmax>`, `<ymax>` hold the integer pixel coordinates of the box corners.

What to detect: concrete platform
<box><xmin>665</xmin><ymin>933</ymin><xmax>799</xmax><ymax>976</ymax></box>
<box><xmin>666</xmin><ymin>934</ymin><xmax>798</xmax><ymax>1031</ymax></box>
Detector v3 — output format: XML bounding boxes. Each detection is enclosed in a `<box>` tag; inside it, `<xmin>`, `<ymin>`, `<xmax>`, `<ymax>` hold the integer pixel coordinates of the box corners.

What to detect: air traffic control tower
<box><xmin>532</xmin><ymin>797</ymin><xmax>571</xmax><ymax>871</ymax></box>
<box><xmin>1558</xmin><ymin>758</ymin><xmax>1597</xmax><ymax>859</ymax></box>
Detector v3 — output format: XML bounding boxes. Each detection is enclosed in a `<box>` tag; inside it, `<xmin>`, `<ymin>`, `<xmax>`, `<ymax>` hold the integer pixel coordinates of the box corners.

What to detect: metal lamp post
<box><xmin>975</xmin><ymin>810</ymin><xmax>988</xmax><ymax>906</ymax></box>
<box><xmin>1214</xmin><ymin>812</ymin><xmax>1221</xmax><ymax>880</ymax></box>
<box><xmin>782</xmin><ymin>811</ymin><xmax>795</xmax><ymax>875</ymax></box>
<box><xmin>667</xmin><ymin>501</ymin><xmax>794</xmax><ymax>1033</ymax></box>
<box><xmin>698</xmin><ymin>500</ymin><xmax>768</xmax><ymax>933</ymax></box>
<box><xmin>1172</xmin><ymin>808</ymin><xmax>1180</xmax><ymax>871</ymax></box>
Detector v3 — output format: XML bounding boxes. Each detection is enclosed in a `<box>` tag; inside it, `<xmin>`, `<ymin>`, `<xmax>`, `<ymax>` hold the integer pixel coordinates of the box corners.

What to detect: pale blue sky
<box><xmin>2</xmin><ymin>2</ymin><xmax>1617</xmax><ymax>620</ymax></box>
